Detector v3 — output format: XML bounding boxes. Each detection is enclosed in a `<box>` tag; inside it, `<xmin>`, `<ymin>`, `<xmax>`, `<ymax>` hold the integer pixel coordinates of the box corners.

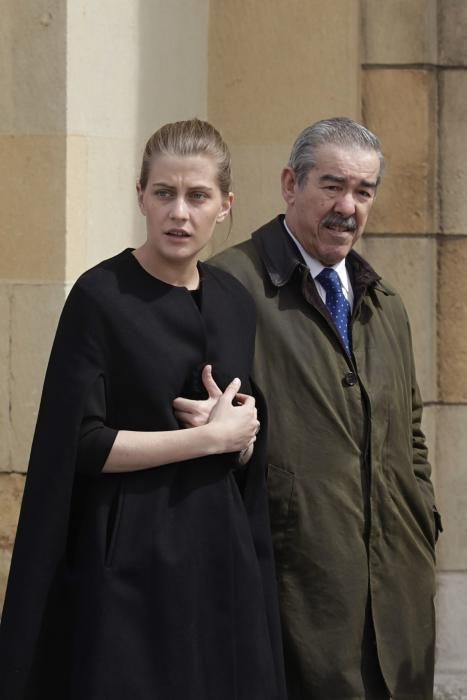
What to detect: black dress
<box><xmin>0</xmin><ymin>250</ymin><xmax>287</xmax><ymax>700</ymax></box>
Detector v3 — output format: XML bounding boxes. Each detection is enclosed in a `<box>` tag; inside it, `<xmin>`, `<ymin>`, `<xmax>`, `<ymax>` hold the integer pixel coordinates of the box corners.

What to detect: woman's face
<box><xmin>137</xmin><ymin>154</ymin><xmax>233</xmax><ymax>266</ymax></box>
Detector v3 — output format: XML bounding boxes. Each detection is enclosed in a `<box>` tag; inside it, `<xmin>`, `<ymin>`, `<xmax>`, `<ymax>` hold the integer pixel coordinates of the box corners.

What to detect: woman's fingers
<box><xmin>202</xmin><ymin>364</ymin><xmax>222</xmax><ymax>400</ymax></box>
<box><xmin>219</xmin><ymin>377</ymin><xmax>241</xmax><ymax>405</ymax></box>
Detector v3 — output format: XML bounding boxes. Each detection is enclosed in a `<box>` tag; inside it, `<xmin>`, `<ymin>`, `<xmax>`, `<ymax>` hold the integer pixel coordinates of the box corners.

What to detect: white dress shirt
<box><xmin>283</xmin><ymin>218</ymin><xmax>354</xmax><ymax>312</ymax></box>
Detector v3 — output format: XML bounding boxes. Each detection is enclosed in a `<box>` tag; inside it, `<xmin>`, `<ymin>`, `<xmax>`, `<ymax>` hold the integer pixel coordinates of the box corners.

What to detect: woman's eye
<box><xmin>191</xmin><ymin>191</ymin><xmax>208</xmax><ymax>201</ymax></box>
<box><xmin>154</xmin><ymin>189</ymin><xmax>173</xmax><ymax>198</ymax></box>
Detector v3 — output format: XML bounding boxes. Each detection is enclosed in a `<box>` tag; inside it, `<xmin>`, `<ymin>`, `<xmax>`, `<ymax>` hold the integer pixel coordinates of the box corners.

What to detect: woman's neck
<box><xmin>133</xmin><ymin>246</ymin><xmax>200</xmax><ymax>290</ymax></box>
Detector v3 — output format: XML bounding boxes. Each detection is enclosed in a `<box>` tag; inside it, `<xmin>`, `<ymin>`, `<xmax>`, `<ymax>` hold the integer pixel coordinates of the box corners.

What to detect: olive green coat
<box><xmin>212</xmin><ymin>217</ymin><xmax>440</xmax><ymax>700</ymax></box>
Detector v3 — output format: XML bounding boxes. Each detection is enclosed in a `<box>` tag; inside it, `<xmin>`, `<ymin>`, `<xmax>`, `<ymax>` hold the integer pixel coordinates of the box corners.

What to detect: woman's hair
<box><xmin>139</xmin><ymin>118</ymin><xmax>232</xmax><ymax>195</ymax></box>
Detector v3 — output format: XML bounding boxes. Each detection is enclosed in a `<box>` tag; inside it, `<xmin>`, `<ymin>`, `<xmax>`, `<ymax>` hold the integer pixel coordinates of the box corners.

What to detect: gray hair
<box><xmin>288</xmin><ymin>117</ymin><xmax>385</xmax><ymax>188</ymax></box>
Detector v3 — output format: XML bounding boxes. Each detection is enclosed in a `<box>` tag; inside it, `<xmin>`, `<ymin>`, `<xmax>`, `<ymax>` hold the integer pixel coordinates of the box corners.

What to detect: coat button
<box><xmin>343</xmin><ymin>372</ymin><xmax>357</xmax><ymax>387</ymax></box>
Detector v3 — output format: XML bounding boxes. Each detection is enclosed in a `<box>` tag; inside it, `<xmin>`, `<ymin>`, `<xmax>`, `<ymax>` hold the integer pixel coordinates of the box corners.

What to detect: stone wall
<box><xmin>1</xmin><ymin>0</ymin><xmax>466</xmax><ymax>691</ymax></box>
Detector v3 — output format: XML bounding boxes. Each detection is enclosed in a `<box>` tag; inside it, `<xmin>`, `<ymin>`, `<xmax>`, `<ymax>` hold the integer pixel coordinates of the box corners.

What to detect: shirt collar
<box><xmin>283</xmin><ymin>218</ymin><xmax>351</xmax><ymax>295</ymax></box>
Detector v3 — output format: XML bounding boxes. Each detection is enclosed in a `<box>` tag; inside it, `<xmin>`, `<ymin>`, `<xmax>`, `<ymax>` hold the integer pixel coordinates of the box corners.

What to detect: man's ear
<box><xmin>281</xmin><ymin>167</ymin><xmax>297</xmax><ymax>206</ymax></box>
<box><xmin>136</xmin><ymin>181</ymin><xmax>146</xmax><ymax>215</ymax></box>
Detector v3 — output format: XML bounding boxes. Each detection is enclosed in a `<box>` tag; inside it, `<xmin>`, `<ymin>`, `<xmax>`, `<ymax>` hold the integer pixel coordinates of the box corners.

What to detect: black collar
<box><xmin>251</xmin><ymin>215</ymin><xmax>392</xmax><ymax>296</ymax></box>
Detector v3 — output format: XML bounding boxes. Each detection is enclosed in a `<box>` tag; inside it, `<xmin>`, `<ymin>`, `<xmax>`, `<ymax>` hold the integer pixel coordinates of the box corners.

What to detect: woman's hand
<box><xmin>173</xmin><ymin>364</ymin><xmax>221</xmax><ymax>427</ymax></box>
<box><xmin>207</xmin><ymin>378</ymin><xmax>259</xmax><ymax>454</ymax></box>
<box><xmin>104</xmin><ymin>369</ymin><xmax>259</xmax><ymax>473</ymax></box>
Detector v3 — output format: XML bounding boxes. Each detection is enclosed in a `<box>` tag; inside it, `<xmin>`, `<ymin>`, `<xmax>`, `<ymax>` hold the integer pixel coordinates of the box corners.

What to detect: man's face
<box><xmin>281</xmin><ymin>143</ymin><xmax>381</xmax><ymax>266</ymax></box>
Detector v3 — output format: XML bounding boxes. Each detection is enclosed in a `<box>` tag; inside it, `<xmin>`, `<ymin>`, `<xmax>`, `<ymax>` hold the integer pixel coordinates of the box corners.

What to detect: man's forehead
<box><xmin>312</xmin><ymin>142</ymin><xmax>380</xmax><ymax>179</ymax></box>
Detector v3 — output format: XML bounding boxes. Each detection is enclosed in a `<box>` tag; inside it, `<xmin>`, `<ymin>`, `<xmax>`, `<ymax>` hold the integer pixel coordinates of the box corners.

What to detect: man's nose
<box><xmin>170</xmin><ymin>196</ymin><xmax>189</xmax><ymax>219</ymax></box>
<box><xmin>334</xmin><ymin>192</ymin><xmax>356</xmax><ymax>217</ymax></box>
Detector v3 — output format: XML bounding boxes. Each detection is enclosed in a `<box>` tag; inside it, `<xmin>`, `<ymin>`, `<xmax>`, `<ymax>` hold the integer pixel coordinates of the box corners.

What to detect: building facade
<box><xmin>1</xmin><ymin>1</ymin><xmax>466</xmax><ymax>694</ymax></box>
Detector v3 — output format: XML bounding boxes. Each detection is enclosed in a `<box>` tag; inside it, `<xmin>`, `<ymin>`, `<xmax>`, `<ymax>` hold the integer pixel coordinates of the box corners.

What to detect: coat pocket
<box><xmin>267</xmin><ymin>463</ymin><xmax>295</xmax><ymax>569</ymax></box>
<box><xmin>104</xmin><ymin>481</ymin><xmax>125</xmax><ymax>568</ymax></box>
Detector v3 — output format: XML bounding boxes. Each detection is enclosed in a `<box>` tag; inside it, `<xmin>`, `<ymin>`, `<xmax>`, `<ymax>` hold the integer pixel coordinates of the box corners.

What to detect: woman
<box><xmin>0</xmin><ymin>119</ymin><xmax>286</xmax><ymax>699</ymax></box>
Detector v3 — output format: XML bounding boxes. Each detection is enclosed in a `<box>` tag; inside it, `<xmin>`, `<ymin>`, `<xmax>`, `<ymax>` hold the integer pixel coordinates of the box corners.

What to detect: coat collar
<box><xmin>251</xmin><ymin>215</ymin><xmax>393</xmax><ymax>297</ymax></box>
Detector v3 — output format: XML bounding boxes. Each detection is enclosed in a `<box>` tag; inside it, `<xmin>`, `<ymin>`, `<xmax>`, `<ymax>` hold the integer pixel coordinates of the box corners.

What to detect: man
<box><xmin>175</xmin><ymin>118</ymin><xmax>441</xmax><ymax>699</ymax></box>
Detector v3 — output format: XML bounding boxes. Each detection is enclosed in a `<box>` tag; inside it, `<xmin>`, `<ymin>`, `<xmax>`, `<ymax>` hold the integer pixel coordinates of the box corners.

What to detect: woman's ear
<box><xmin>136</xmin><ymin>180</ymin><xmax>146</xmax><ymax>215</ymax></box>
<box><xmin>217</xmin><ymin>192</ymin><xmax>234</xmax><ymax>223</ymax></box>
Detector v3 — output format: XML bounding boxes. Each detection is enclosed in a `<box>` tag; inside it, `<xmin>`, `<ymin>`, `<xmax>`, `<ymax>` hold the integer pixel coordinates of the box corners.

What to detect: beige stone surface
<box><xmin>363</xmin><ymin>69</ymin><xmax>438</xmax><ymax>234</ymax></box>
<box><xmin>82</xmin><ymin>136</ymin><xmax>143</xmax><ymax>271</ymax></box>
<box><xmin>439</xmin><ymin>239</ymin><xmax>467</xmax><ymax>401</ymax></box>
<box><xmin>0</xmin><ymin>1</ymin><xmax>14</xmax><ymax>132</ymax></box>
<box><xmin>67</xmin><ymin>0</ymin><xmax>208</xmax><ymax>138</ymax></box>
<box><xmin>208</xmin><ymin>0</ymin><xmax>360</xmax><ymax>146</ymax></box>
<box><xmin>435</xmin><ymin>406</ymin><xmax>467</xmax><ymax>571</ymax></box>
<box><xmin>0</xmin><ymin>135</ymin><xmax>66</xmax><ymax>281</ymax></box>
<box><xmin>0</xmin><ymin>0</ymin><xmax>66</xmax><ymax>135</ymax></box>
<box><xmin>10</xmin><ymin>284</ymin><xmax>65</xmax><ymax>472</ymax></box>
<box><xmin>361</xmin><ymin>236</ymin><xmax>437</xmax><ymax>402</ymax></box>
<box><xmin>0</xmin><ymin>287</ymin><xmax>11</xmax><ymax>473</ymax></box>
<box><xmin>436</xmin><ymin>572</ymin><xmax>467</xmax><ymax>673</ymax></box>
<box><xmin>362</xmin><ymin>0</ymin><xmax>437</xmax><ymax>65</ymax></box>
<box><xmin>0</xmin><ymin>473</ymin><xmax>25</xmax><ymax>609</ymax></box>
<box><xmin>65</xmin><ymin>136</ymin><xmax>88</xmax><ymax>281</ymax></box>
<box><xmin>421</xmin><ymin>405</ymin><xmax>437</xmax><ymax>493</ymax></box>
<box><xmin>137</xmin><ymin>0</ymin><xmax>209</xmax><ymax>136</ymax></box>
<box><xmin>439</xmin><ymin>71</ymin><xmax>467</xmax><ymax>234</ymax></box>
<box><xmin>209</xmin><ymin>143</ymin><xmax>289</xmax><ymax>257</ymax></box>
<box><xmin>66</xmin><ymin>0</ymin><xmax>138</xmax><ymax>139</ymax></box>
<box><xmin>439</xmin><ymin>0</ymin><xmax>467</xmax><ymax>66</ymax></box>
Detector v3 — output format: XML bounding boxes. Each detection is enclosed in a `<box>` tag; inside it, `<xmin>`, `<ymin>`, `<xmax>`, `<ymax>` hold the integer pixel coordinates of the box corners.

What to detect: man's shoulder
<box><xmin>210</xmin><ymin>216</ymin><xmax>284</xmax><ymax>286</ymax></box>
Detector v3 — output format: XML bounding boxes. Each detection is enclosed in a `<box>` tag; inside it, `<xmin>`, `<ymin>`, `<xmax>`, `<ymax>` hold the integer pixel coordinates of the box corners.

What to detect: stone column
<box><xmin>436</xmin><ymin>0</ymin><xmax>467</xmax><ymax>693</ymax></box>
<box><xmin>0</xmin><ymin>0</ymin><xmax>209</xmax><ymax>607</ymax></box>
<box><xmin>361</xmin><ymin>0</ymin><xmax>467</xmax><ymax>693</ymax></box>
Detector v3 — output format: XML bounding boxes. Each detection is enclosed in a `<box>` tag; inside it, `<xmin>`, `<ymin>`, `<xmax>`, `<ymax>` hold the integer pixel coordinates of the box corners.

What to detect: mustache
<box><xmin>321</xmin><ymin>212</ymin><xmax>357</xmax><ymax>233</ymax></box>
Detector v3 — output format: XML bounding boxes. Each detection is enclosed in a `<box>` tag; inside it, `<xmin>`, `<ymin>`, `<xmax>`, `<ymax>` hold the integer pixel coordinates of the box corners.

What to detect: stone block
<box><xmin>67</xmin><ymin>0</ymin><xmax>208</xmax><ymax>138</ymax></box>
<box><xmin>137</xmin><ymin>0</ymin><xmax>209</xmax><ymax>136</ymax></box>
<box><xmin>0</xmin><ymin>286</ymin><xmax>11</xmax><ymax>472</ymax></box>
<box><xmin>0</xmin><ymin>0</ymin><xmax>66</xmax><ymax>135</ymax></box>
<box><xmin>435</xmin><ymin>572</ymin><xmax>467</xmax><ymax>674</ymax></box>
<box><xmin>83</xmin><ymin>136</ymin><xmax>142</xmax><ymax>271</ymax></box>
<box><xmin>0</xmin><ymin>473</ymin><xmax>25</xmax><ymax>609</ymax></box>
<box><xmin>0</xmin><ymin>3</ymin><xmax>14</xmax><ymax>132</ymax></box>
<box><xmin>10</xmin><ymin>284</ymin><xmax>65</xmax><ymax>472</ymax></box>
<box><xmin>363</xmin><ymin>69</ymin><xmax>438</xmax><ymax>234</ymax></box>
<box><xmin>362</xmin><ymin>0</ymin><xmax>437</xmax><ymax>65</ymax></box>
<box><xmin>361</xmin><ymin>236</ymin><xmax>437</xmax><ymax>402</ymax></box>
<box><xmin>65</xmin><ymin>136</ymin><xmax>88</xmax><ymax>281</ymax></box>
<box><xmin>208</xmin><ymin>0</ymin><xmax>360</xmax><ymax>146</ymax></box>
<box><xmin>440</xmin><ymin>71</ymin><xmax>467</xmax><ymax>234</ymax></box>
<box><xmin>0</xmin><ymin>135</ymin><xmax>66</xmax><ymax>281</ymax></box>
<box><xmin>435</xmin><ymin>406</ymin><xmax>467</xmax><ymax>571</ymax></box>
<box><xmin>439</xmin><ymin>0</ymin><xmax>467</xmax><ymax>66</ymax></box>
<box><xmin>438</xmin><ymin>239</ymin><xmax>467</xmax><ymax>401</ymax></box>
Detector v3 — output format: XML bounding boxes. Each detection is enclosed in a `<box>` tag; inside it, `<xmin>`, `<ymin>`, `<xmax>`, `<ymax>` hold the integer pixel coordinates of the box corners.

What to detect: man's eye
<box><xmin>359</xmin><ymin>190</ymin><xmax>372</xmax><ymax>199</ymax></box>
<box><xmin>325</xmin><ymin>186</ymin><xmax>340</xmax><ymax>192</ymax></box>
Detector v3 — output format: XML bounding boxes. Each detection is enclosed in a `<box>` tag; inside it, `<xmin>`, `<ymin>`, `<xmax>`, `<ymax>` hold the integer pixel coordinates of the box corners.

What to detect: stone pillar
<box><xmin>0</xmin><ymin>0</ymin><xmax>208</xmax><ymax>607</ymax></box>
<box><xmin>0</xmin><ymin>0</ymin><xmax>68</xmax><ymax>605</ymax></box>
<box><xmin>360</xmin><ymin>0</ymin><xmax>467</xmax><ymax>693</ymax></box>
<box><xmin>436</xmin><ymin>0</ymin><xmax>467</xmax><ymax>693</ymax></box>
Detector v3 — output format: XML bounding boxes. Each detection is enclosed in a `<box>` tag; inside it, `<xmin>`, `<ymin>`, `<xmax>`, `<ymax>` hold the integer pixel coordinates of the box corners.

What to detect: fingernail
<box><xmin>233</xmin><ymin>377</ymin><xmax>240</xmax><ymax>386</ymax></box>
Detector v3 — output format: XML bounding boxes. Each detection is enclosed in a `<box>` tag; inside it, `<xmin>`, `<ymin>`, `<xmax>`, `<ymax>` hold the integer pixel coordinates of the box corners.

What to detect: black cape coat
<box><xmin>0</xmin><ymin>250</ymin><xmax>287</xmax><ymax>700</ymax></box>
